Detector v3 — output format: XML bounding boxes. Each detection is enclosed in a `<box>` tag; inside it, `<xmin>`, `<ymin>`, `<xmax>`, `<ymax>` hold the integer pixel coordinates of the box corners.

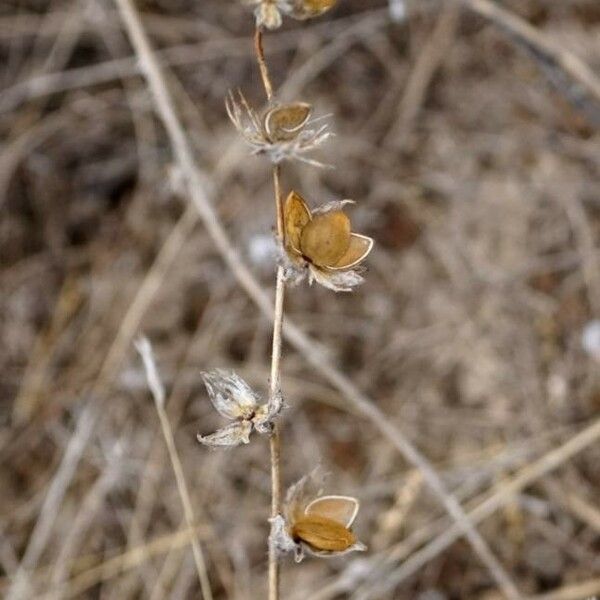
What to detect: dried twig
<box><xmin>384</xmin><ymin>2</ymin><xmax>460</xmax><ymax>148</ymax></box>
<box><xmin>49</xmin><ymin>444</ymin><xmax>125</xmax><ymax>595</ymax></box>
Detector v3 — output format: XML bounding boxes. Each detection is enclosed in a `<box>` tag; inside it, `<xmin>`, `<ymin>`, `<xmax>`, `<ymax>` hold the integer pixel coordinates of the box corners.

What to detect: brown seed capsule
<box><xmin>300</xmin><ymin>211</ymin><xmax>351</xmax><ymax>267</ymax></box>
<box><xmin>263</xmin><ymin>103</ymin><xmax>312</xmax><ymax>142</ymax></box>
<box><xmin>291</xmin><ymin>514</ymin><xmax>357</xmax><ymax>552</ymax></box>
<box><xmin>283</xmin><ymin>191</ymin><xmax>373</xmax><ymax>271</ymax></box>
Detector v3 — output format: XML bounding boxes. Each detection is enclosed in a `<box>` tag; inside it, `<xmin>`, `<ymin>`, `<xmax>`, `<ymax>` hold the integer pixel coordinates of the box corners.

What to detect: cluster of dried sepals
<box><xmin>226</xmin><ymin>92</ymin><xmax>332</xmax><ymax>167</ymax></box>
<box><xmin>245</xmin><ymin>0</ymin><xmax>338</xmax><ymax>30</ymax></box>
<box><xmin>197</xmin><ymin>370</ymin><xmax>283</xmax><ymax>446</ymax></box>
<box><xmin>197</xmin><ymin>0</ymin><xmax>369</xmax><ymax>564</ymax></box>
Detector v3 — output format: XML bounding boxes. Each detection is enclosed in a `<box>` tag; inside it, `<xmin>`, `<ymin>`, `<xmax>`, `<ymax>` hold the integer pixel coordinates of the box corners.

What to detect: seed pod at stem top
<box><xmin>244</xmin><ymin>0</ymin><xmax>338</xmax><ymax>29</ymax></box>
<box><xmin>287</xmin><ymin>0</ymin><xmax>338</xmax><ymax>20</ymax></box>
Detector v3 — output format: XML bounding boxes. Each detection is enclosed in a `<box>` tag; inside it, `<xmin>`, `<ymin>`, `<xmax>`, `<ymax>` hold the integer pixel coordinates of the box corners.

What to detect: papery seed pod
<box><xmin>263</xmin><ymin>103</ymin><xmax>312</xmax><ymax>142</ymax></box>
<box><xmin>201</xmin><ymin>369</ymin><xmax>260</xmax><ymax>420</ymax></box>
<box><xmin>282</xmin><ymin>191</ymin><xmax>373</xmax><ymax>291</ymax></box>
<box><xmin>285</xmin><ymin>492</ymin><xmax>366</xmax><ymax>558</ymax></box>
<box><xmin>197</xmin><ymin>421</ymin><xmax>253</xmax><ymax>447</ymax></box>
<box><xmin>288</xmin><ymin>0</ymin><xmax>337</xmax><ymax>20</ymax></box>
<box><xmin>284</xmin><ymin>192</ymin><xmax>373</xmax><ymax>270</ymax></box>
<box><xmin>300</xmin><ymin>211</ymin><xmax>352</xmax><ymax>267</ymax></box>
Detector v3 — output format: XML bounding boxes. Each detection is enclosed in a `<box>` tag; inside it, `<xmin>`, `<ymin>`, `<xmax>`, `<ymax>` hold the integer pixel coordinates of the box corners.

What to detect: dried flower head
<box><xmin>253</xmin><ymin>0</ymin><xmax>284</xmax><ymax>29</ymax></box>
<box><xmin>226</xmin><ymin>91</ymin><xmax>331</xmax><ymax>167</ymax></box>
<box><xmin>244</xmin><ymin>0</ymin><xmax>337</xmax><ymax>30</ymax></box>
<box><xmin>281</xmin><ymin>191</ymin><xmax>374</xmax><ymax>292</ymax></box>
<box><xmin>197</xmin><ymin>369</ymin><xmax>283</xmax><ymax>447</ymax></box>
<box><xmin>270</xmin><ymin>472</ymin><xmax>366</xmax><ymax>562</ymax></box>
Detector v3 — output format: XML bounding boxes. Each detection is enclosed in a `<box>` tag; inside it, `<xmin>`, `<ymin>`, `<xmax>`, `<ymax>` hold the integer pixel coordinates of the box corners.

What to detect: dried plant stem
<box><xmin>268</xmin><ymin>196</ymin><xmax>285</xmax><ymax>600</ymax></box>
<box><xmin>254</xmin><ymin>28</ymin><xmax>274</xmax><ymax>102</ymax></box>
<box><xmin>254</xmin><ymin>26</ymin><xmax>284</xmax><ymax>600</ymax></box>
<box><xmin>112</xmin><ymin>2</ymin><xmax>518</xmax><ymax>595</ymax></box>
<box><xmin>268</xmin><ymin>169</ymin><xmax>286</xmax><ymax>600</ymax></box>
<box><xmin>135</xmin><ymin>338</ymin><xmax>213</xmax><ymax>600</ymax></box>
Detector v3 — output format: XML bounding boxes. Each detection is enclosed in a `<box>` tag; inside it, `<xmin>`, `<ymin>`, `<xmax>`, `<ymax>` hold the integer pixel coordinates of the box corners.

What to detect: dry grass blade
<box><xmin>135</xmin><ymin>338</ymin><xmax>213</xmax><ymax>600</ymax></box>
<box><xmin>6</xmin><ymin>403</ymin><xmax>98</xmax><ymax>600</ymax></box>
<box><xmin>362</xmin><ymin>416</ymin><xmax>600</xmax><ymax>597</ymax></box>
<box><xmin>39</xmin><ymin>526</ymin><xmax>209</xmax><ymax>600</ymax></box>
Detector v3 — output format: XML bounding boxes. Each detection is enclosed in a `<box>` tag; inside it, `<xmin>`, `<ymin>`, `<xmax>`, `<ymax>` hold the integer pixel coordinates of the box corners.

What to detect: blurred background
<box><xmin>1</xmin><ymin>0</ymin><xmax>600</xmax><ymax>598</ymax></box>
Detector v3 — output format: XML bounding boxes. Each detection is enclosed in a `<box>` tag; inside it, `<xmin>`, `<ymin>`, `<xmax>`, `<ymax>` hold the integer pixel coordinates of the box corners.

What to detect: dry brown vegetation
<box><xmin>1</xmin><ymin>0</ymin><xmax>600</xmax><ymax>598</ymax></box>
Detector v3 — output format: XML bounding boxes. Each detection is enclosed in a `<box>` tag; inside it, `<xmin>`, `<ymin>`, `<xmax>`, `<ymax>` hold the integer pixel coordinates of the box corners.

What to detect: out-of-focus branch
<box><xmin>6</xmin><ymin>403</ymin><xmax>99</xmax><ymax>600</ymax></box>
<box><xmin>458</xmin><ymin>0</ymin><xmax>600</xmax><ymax>111</ymax></box>
<box><xmin>358</xmin><ymin>416</ymin><xmax>600</xmax><ymax>597</ymax></box>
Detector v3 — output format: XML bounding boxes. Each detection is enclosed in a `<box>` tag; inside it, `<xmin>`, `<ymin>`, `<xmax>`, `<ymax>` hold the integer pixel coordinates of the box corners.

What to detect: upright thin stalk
<box><xmin>136</xmin><ymin>338</ymin><xmax>213</xmax><ymax>600</ymax></box>
<box><xmin>254</xmin><ymin>26</ymin><xmax>285</xmax><ymax>600</ymax></box>
<box><xmin>269</xmin><ymin>170</ymin><xmax>285</xmax><ymax>600</ymax></box>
